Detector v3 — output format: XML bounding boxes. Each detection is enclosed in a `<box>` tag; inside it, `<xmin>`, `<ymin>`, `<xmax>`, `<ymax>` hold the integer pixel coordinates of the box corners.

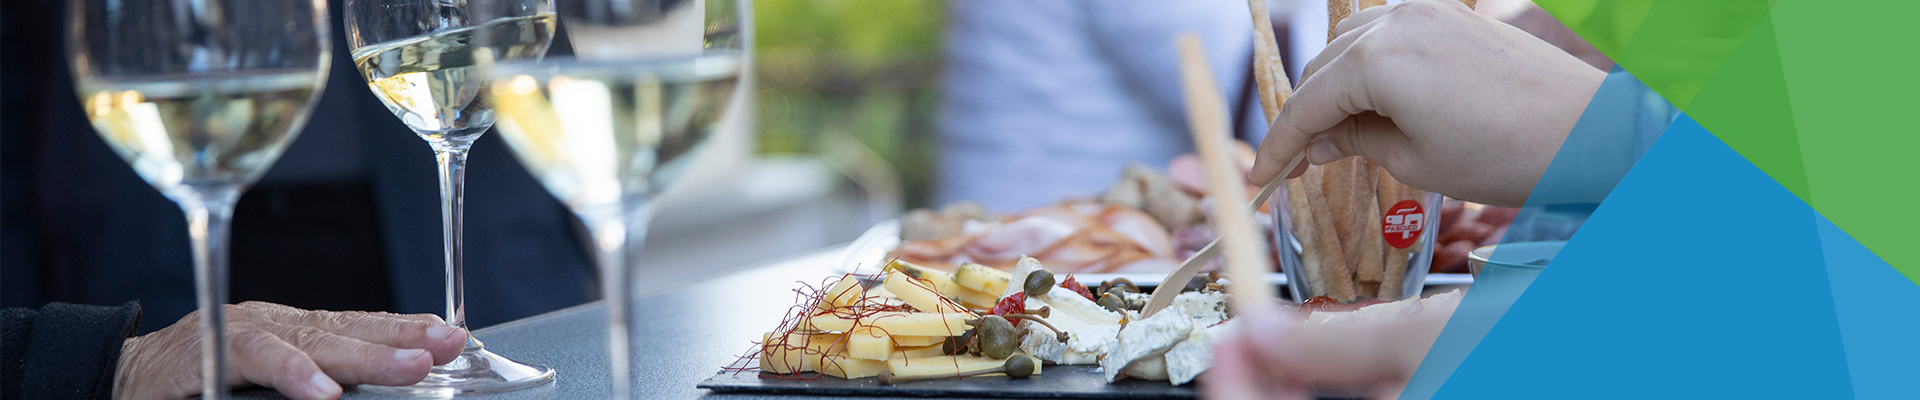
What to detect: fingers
<box><xmin>296</xmin><ymin>309</ymin><xmax>467</xmax><ymax>365</ymax></box>
<box><xmin>1310</xmin><ymin>112</ymin><xmax>1411</xmax><ymax>167</ymax></box>
<box><xmin>1248</xmin><ymin>55</ymin><xmax>1375</xmax><ymax>185</ymax></box>
<box><xmin>229</xmin><ymin>330</ymin><xmax>343</xmax><ymax>400</ymax></box>
<box><xmin>254</xmin><ymin>323</ymin><xmax>435</xmax><ymax>387</ymax></box>
<box><xmin>1206</xmin><ymin>332</ymin><xmax>1312</xmax><ymax>400</ymax></box>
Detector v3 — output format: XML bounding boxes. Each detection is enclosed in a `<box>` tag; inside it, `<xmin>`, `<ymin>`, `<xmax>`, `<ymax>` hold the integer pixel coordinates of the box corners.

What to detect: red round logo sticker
<box><xmin>1382</xmin><ymin>200</ymin><xmax>1425</xmax><ymax>249</ymax></box>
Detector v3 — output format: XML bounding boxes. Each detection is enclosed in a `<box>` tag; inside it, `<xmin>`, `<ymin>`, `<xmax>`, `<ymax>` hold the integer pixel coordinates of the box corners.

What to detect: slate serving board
<box><xmin>697</xmin><ymin>365</ymin><xmax>1196</xmax><ymax>399</ymax></box>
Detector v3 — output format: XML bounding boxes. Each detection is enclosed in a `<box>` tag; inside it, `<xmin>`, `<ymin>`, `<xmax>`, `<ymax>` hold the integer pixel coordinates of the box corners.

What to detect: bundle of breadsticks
<box><xmin>1248</xmin><ymin>0</ymin><xmax>1471</xmax><ymax>303</ymax></box>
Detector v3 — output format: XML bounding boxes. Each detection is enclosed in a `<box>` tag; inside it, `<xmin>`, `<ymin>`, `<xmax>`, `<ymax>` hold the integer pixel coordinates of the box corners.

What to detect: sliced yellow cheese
<box><xmin>887</xmin><ymin>259</ymin><xmax>964</xmax><ymax>297</ymax></box>
<box><xmin>807</xmin><ymin>311</ymin><xmax>970</xmax><ymax>336</ymax></box>
<box><xmin>887</xmin><ymin>354</ymin><xmax>1043</xmax><ymax>378</ymax></box>
<box><xmin>847</xmin><ymin>326</ymin><xmax>895</xmax><ymax>361</ymax></box>
<box><xmin>953</xmin><ymin>286</ymin><xmax>1000</xmax><ymax>309</ymax></box>
<box><xmin>954</xmin><ymin>262</ymin><xmax>1012</xmax><ymax>295</ymax></box>
<box><xmin>820</xmin><ymin>356</ymin><xmax>890</xmax><ymax>379</ymax></box>
<box><xmin>759</xmin><ymin>332</ymin><xmax>846</xmax><ymax>374</ymax></box>
<box><xmin>891</xmin><ymin>344</ymin><xmax>949</xmax><ymax>359</ymax></box>
<box><xmin>818</xmin><ymin>276</ymin><xmax>866</xmax><ymax>310</ymax></box>
<box><xmin>891</xmin><ymin>335</ymin><xmax>946</xmax><ymax>347</ymax></box>
<box><xmin>884</xmin><ymin>270</ymin><xmax>969</xmax><ymax>314</ymax></box>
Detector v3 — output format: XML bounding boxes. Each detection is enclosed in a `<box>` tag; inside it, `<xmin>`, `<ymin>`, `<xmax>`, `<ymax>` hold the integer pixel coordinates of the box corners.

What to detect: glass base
<box><xmin>357</xmin><ymin>347</ymin><xmax>555</xmax><ymax>396</ymax></box>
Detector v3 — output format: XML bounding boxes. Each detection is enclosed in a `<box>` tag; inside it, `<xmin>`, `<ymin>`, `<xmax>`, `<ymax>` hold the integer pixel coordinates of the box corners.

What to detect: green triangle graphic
<box><xmin>1538</xmin><ymin>0</ymin><xmax>1919</xmax><ymax>282</ymax></box>
<box><xmin>1682</xmin><ymin>14</ymin><xmax>1811</xmax><ymax>203</ymax></box>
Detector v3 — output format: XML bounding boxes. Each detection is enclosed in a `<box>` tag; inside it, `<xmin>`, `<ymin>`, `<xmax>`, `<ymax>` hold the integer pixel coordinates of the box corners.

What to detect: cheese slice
<box><xmin>807</xmin><ymin>311</ymin><xmax>970</xmax><ymax>336</ymax></box>
<box><xmin>891</xmin><ymin>335</ymin><xmax>946</xmax><ymax>348</ymax></box>
<box><xmin>887</xmin><ymin>354</ymin><xmax>1042</xmax><ymax>378</ymax></box>
<box><xmin>759</xmin><ymin>332</ymin><xmax>846</xmax><ymax>374</ymax></box>
<box><xmin>887</xmin><ymin>259</ymin><xmax>965</xmax><ymax>297</ymax></box>
<box><xmin>847</xmin><ymin>326</ymin><xmax>895</xmax><ymax>361</ymax></box>
<box><xmin>820</xmin><ymin>355</ymin><xmax>889</xmax><ymax>379</ymax></box>
<box><xmin>954</xmin><ymin>262</ymin><xmax>1012</xmax><ymax>294</ymax></box>
<box><xmin>818</xmin><ymin>276</ymin><xmax>866</xmax><ymax>310</ymax></box>
<box><xmin>891</xmin><ymin>344</ymin><xmax>948</xmax><ymax>359</ymax></box>
<box><xmin>884</xmin><ymin>270</ymin><xmax>969</xmax><ymax>314</ymax></box>
<box><xmin>953</xmin><ymin>286</ymin><xmax>1000</xmax><ymax>309</ymax></box>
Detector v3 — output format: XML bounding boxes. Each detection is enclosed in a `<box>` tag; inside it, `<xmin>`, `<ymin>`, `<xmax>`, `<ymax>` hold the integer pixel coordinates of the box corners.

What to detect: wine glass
<box><xmin>343</xmin><ymin>0</ymin><xmax>558</xmax><ymax>395</ymax></box>
<box><xmin>486</xmin><ymin>0</ymin><xmax>747</xmax><ymax>397</ymax></box>
<box><xmin>67</xmin><ymin>1</ymin><xmax>330</xmax><ymax>399</ymax></box>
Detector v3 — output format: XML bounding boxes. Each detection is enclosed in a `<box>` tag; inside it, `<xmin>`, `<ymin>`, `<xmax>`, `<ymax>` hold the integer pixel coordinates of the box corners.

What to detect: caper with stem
<box><xmin>876</xmin><ymin>356</ymin><xmax>1040</xmax><ymax>385</ymax></box>
<box><xmin>966</xmin><ymin>315</ymin><xmax>1020</xmax><ymax>359</ymax></box>
<box><xmin>1023</xmin><ymin>270</ymin><xmax>1055</xmax><ymax>296</ymax></box>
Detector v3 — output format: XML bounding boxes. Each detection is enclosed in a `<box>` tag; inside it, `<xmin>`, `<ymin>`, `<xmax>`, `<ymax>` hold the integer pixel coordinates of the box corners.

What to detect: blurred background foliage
<box><xmin>752</xmin><ymin>0</ymin><xmax>946</xmax><ymax>208</ymax></box>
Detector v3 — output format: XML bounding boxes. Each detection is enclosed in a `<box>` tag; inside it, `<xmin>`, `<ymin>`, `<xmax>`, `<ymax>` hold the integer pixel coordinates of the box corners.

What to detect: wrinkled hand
<box><xmin>115</xmin><ymin>302</ymin><xmax>468</xmax><ymax>400</ymax></box>
<box><xmin>1249</xmin><ymin>0</ymin><xmax>1606</xmax><ymax>207</ymax></box>
<box><xmin>1207</xmin><ymin>310</ymin><xmax>1451</xmax><ymax>400</ymax></box>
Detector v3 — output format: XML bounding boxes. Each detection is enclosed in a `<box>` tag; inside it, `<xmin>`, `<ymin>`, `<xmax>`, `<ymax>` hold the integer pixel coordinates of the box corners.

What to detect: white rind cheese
<box><xmin>1165</xmin><ymin>319</ymin><xmax>1236</xmax><ymax>385</ymax></box>
<box><xmin>1170</xmin><ymin>291</ymin><xmax>1231</xmax><ymax>327</ymax></box>
<box><xmin>1102</xmin><ymin>308</ymin><xmax>1193</xmax><ymax>382</ymax></box>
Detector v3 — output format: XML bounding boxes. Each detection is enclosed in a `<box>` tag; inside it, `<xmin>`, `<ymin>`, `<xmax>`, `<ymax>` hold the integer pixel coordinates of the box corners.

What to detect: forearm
<box><xmin>1523</xmin><ymin>67</ymin><xmax>1661</xmax><ymax>206</ymax></box>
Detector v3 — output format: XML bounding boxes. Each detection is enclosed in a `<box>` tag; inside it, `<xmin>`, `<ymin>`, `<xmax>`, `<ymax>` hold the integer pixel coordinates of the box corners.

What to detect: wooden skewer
<box><xmin>1164</xmin><ymin>33</ymin><xmax>1275</xmax><ymax>318</ymax></box>
<box><xmin>1140</xmin><ymin>156</ymin><xmax>1297</xmax><ymax>317</ymax></box>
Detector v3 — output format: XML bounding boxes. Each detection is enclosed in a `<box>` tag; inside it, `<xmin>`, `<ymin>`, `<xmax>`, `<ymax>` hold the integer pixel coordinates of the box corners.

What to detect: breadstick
<box><xmin>1176</xmin><ymin>33</ymin><xmax>1278</xmax><ymax>313</ymax></box>
<box><xmin>1246</xmin><ymin>0</ymin><xmax>1291</xmax><ymax>121</ymax></box>
<box><xmin>1328</xmin><ymin>0</ymin><xmax>1353</xmax><ymax>44</ymax></box>
<box><xmin>1286</xmin><ymin>180</ymin><xmax>1330</xmax><ymax>298</ymax></box>
<box><xmin>1305</xmin><ymin>168</ymin><xmax>1357</xmax><ymax>302</ymax></box>
<box><xmin>1352</xmin><ymin>160</ymin><xmax>1385</xmax><ymax>283</ymax></box>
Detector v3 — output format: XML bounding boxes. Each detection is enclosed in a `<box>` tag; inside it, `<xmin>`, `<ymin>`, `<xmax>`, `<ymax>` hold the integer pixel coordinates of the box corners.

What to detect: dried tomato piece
<box><xmin>989</xmin><ymin>292</ymin><xmax>1027</xmax><ymax>316</ymax></box>
<box><xmin>1059</xmin><ymin>274</ymin><xmax>1095</xmax><ymax>301</ymax></box>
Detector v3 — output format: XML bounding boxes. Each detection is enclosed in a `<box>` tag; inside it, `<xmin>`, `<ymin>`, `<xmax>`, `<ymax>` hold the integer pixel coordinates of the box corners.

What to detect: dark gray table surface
<box><xmin>232</xmin><ymin>247</ymin><xmax>1008</xmax><ymax>400</ymax></box>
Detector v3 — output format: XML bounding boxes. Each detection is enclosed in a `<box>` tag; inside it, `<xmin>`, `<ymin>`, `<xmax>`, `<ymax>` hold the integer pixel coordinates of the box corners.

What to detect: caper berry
<box><xmin>1023</xmin><ymin>270</ymin><xmax>1055</xmax><ymax>296</ymax></box>
<box><xmin>974</xmin><ymin>315</ymin><xmax>1019</xmax><ymax>359</ymax></box>
<box><xmin>943</xmin><ymin>330</ymin><xmax>975</xmax><ymax>356</ymax></box>
<box><xmin>1096</xmin><ymin>292</ymin><xmax>1126</xmax><ymax>313</ymax></box>
<box><xmin>1004</xmin><ymin>356</ymin><xmax>1036</xmax><ymax>379</ymax></box>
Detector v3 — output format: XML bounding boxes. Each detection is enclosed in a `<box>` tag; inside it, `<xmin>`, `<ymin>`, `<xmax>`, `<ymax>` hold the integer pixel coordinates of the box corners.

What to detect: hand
<box><xmin>1249</xmin><ymin>0</ymin><xmax>1607</xmax><ymax>207</ymax></box>
<box><xmin>114</xmin><ymin>302</ymin><xmax>468</xmax><ymax>400</ymax></box>
<box><xmin>1206</xmin><ymin>307</ymin><xmax>1452</xmax><ymax>399</ymax></box>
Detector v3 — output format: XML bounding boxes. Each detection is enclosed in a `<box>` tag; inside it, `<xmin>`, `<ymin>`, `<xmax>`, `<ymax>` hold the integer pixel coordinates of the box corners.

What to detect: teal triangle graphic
<box><xmin>1429</xmin><ymin>116</ymin><xmax>1853</xmax><ymax>398</ymax></box>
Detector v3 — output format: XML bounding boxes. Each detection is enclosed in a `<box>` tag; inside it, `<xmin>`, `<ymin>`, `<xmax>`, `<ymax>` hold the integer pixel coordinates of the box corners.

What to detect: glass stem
<box><xmin>179</xmin><ymin>185</ymin><xmax>240</xmax><ymax>400</ymax></box>
<box><xmin>579</xmin><ymin>198</ymin><xmax>654</xmax><ymax>400</ymax></box>
<box><xmin>432</xmin><ymin>141</ymin><xmax>478</xmax><ymax>349</ymax></box>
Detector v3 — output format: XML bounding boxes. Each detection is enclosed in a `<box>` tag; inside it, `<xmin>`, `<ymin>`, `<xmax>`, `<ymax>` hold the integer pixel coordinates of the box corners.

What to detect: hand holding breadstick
<box><xmin>1247</xmin><ymin>0</ymin><xmax>1604</xmax><ymax>207</ymax></box>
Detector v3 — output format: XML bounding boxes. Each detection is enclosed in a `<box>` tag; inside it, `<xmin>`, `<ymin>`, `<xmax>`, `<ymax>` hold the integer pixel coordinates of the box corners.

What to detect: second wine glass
<box><xmin>344</xmin><ymin>0</ymin><xmax>558</xmax><ymax>395</ymax></box>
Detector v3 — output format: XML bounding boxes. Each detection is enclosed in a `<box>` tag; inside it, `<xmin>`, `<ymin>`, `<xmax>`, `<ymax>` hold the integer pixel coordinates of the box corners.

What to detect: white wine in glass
<box><xmin>68</xmin><ymin>1</ymin><xmax>331</xmax><ymax>398</ymax></box>
<box><xmin>345</xmin><ymin>0</ymin><xmax>559</xmax><ymax>395</ymax></box>
<box><xmin>353</xmin><ymin>14</ymin><xmax>556</xmax><ymax>139</ymax></box>
<box><xmin>490</xmin><ymin>52</ymin><xmax>740</xmax><ymax>399</ymax></box>
<box><xmin>80</xmin><ymin>72</ymin><xmax>322</xmax><ymax>192</ymax></box>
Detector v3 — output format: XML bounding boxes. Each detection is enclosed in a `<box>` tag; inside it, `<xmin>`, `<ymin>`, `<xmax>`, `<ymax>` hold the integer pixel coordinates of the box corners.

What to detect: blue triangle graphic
<box><xmin>1429</xmin><ymin>116</ymin><xmax>1854</xmax><ymax>398</ymax></box>
<box><xmin>1818</xmin><ymin>213</ymin><xmax>1920</xmax><ymax>399</ymax></box>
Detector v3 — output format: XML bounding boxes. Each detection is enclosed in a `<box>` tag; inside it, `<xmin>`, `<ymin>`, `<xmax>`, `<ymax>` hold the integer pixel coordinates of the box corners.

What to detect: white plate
<box><xmin>833</xmin><ymin>219</ymin><xmax>1471</xmax><ymax>287</ymax></box>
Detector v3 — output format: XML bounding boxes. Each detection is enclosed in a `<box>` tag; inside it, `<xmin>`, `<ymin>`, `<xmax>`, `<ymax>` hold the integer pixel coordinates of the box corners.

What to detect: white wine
<box><xmin>488</xmin><ymin>53</ymin><xmax>740</xmax><ymax>208</ymax></box>
<box><xmin>79</xmin><ymin>71</ymin><xmax>325</xmax><ymax>195</ymax></box>
<box><xmin>353</xmin><ymin>14</ymin><xmax>556</xmax><ymax>140</ymax></box>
